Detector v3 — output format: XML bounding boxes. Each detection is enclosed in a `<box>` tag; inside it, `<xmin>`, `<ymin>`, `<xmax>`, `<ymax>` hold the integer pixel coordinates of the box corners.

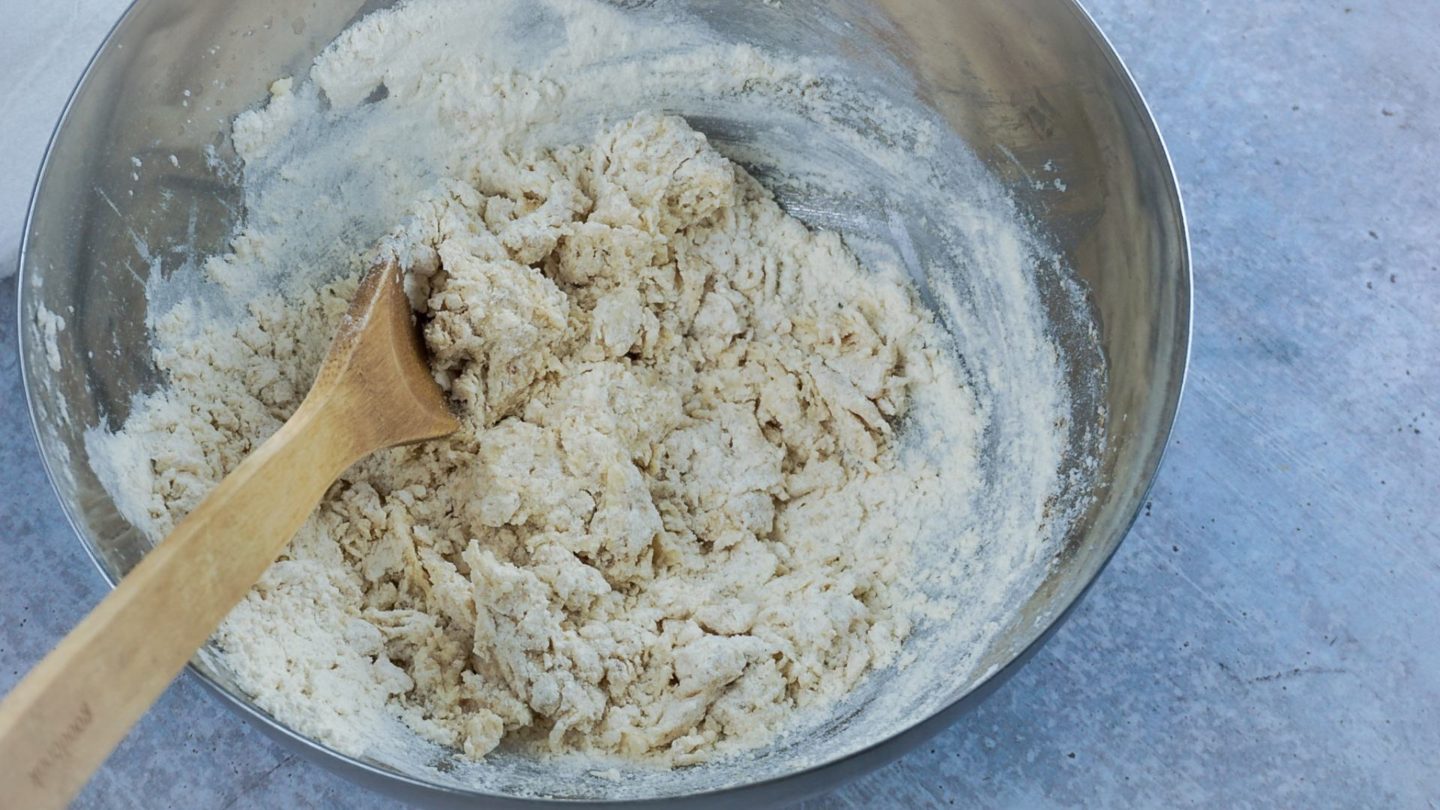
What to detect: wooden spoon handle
<box><xmin>0</xmin><ymin>400</ymin><xmax>360</xmax><ymax>809</ymax></box>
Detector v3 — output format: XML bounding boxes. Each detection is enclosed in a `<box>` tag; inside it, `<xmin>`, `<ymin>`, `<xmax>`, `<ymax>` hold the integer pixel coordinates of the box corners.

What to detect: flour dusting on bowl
<box><xmin>83</xmin><ymin>0</ymin><xmax>1093</xmax><ymax>798</ymax></box>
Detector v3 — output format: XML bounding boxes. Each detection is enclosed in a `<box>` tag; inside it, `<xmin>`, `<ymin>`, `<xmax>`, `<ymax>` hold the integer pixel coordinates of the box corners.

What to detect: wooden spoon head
<box><xmin>309</xmin><ymin>258</ymin><xmax>459</xmax><ymax>451</ymax></box>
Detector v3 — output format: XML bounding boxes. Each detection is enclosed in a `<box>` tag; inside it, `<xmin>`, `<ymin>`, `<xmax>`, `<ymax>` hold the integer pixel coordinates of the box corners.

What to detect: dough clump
<box><xmin>110</xmin><ymin>113</ymin><xmax>947</xmax><ymax>764</ymax></box>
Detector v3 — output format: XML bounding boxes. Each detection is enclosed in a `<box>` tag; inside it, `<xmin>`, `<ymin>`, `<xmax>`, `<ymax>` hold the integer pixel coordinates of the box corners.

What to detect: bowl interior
<box><xmin>19</xmin><ymin>0</ymin><xmax>1186</xmax><ymax>804</ymax></box>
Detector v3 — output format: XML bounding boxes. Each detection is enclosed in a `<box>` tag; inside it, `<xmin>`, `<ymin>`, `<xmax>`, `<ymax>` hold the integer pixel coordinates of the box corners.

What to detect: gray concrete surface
<box><xmin>3</xmin><ymin>1</ymin><xmax>1438</xmax><ymax>807</ymax></box>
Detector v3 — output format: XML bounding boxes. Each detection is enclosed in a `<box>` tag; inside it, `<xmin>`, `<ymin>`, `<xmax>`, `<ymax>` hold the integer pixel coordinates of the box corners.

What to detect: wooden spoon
<box><xmin>0</xmin><ymin>258</ymin><xmax>459</xmax><ymax>809</ymax></box>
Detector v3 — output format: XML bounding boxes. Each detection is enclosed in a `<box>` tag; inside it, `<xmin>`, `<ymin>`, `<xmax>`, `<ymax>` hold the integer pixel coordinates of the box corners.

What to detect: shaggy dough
<box><xmin>100</xmin><ymin>113</ymin><xmax>953</xmax><ymax>765</ymax></box>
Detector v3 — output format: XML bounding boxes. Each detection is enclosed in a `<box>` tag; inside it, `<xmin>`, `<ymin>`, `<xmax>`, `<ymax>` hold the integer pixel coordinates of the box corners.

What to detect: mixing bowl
<box><xmin>17</xmin><ymin>0</ymin><xmax>1188</xmax><ymax>805</ymax></box>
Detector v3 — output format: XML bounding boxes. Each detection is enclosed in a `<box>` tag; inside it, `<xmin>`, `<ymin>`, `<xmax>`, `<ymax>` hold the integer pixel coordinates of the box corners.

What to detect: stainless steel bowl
<box><xmin>17</xmin><ymin>0</ymin><xmax>1188</xmax><ymax>806</ymax></box>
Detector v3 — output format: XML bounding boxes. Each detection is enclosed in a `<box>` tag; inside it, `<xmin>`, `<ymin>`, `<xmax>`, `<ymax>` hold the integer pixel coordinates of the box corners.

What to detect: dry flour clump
<box><xmin>100</xmin><ymin>113</ymin><xmax>959</xmax><ymax>765</ymax></box>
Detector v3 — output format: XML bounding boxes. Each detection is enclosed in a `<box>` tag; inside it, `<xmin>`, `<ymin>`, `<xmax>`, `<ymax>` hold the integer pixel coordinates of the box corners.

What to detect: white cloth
<box><xmin>0</xmin><ymin>0</ymin><xmax>130</xmax><ymax>276</ymax></box>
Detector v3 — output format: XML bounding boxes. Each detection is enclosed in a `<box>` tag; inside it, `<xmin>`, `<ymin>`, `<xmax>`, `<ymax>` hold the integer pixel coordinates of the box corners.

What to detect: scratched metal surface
<box><xmin>2</xmin><ymin>1</ymin><xmax>1437</xmax><ymax>807</ymax></box>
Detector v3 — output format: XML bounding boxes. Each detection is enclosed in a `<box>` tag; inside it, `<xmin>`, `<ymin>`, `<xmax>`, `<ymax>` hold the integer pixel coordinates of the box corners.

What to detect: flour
<box><xmin>35</xmin><ymin>306</ymin><xmax>65</xmax><ymax>372</ymax></box>
<box><xmin>86</xmin><ymin>0</ymin><xmax>1089</xmax><ymax>794</ymax></box>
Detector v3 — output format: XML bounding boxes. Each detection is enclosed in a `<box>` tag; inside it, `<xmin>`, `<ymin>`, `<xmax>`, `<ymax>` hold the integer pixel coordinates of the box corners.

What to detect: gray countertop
<box><xmin>2</xmin><ymin>1</ymin><xmax>1437</xmax><ymax>807</ymax></box>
